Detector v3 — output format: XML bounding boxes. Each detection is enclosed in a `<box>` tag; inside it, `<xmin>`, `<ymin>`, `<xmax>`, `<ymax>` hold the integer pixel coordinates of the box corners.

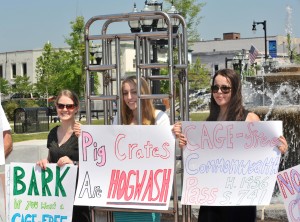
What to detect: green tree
<box><xmin>64</xmin><ymin>16</ymin><xmax>86</xmax><ymax>96</ymax></box>
<box><xmin>12</xmin><ymin>76</ymin><xmax>34</xmax><ymax>96</ymax></box>
<box><xmin>35</xmin><ymin>42</ymin><xmax>56</xmax><ymax>98</ymax></box>
<box><xmin>164</xmin><ymin>0</ymin><xmax>205</xmax><ymax>41</ymax></box>
<box><xmin>188</xmin><ymin>57</ymin><xmax>210</xmax><ymax>91</ymax></box>
<box><xmin>36</xmin><ymin>16</ymin><xmax>88</xmax><ymax>97</ymax></box>
<box><xmin>287</xmin><ymin>33</ymin><xmax>300</xmax><ymax>64</ymax></box>
<box><xmin>0</xmin><ymin>77</ymin><xmax>11</xmax><ymax>96</ymax></box>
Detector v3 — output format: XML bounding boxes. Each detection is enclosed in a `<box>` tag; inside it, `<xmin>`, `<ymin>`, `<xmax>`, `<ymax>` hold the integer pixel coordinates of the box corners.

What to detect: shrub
<box><xmin>3</xmin><ymin>101</ymin><xmax>19</xmax><ymax>121</ymax></box>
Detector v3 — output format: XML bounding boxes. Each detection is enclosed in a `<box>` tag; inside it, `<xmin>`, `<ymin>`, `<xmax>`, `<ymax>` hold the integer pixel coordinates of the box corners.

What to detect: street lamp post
<box><xmin>128</xmin><ymin>0</ymin><xmax>179</xmax><ymax>110</ymax></box>
<box><xmin>252</xmin><ymin>20</ymin><xmax>267</xmax><ymax>62</ymax></box>
<box><xmin>232</xmin><ymin>53</ymin><xmax>243</xmax><ymax>77</ymax></box>
<box><xmin>90</xmin><ymin>42</ymin><xmax>102</xmax><ymax>95</ymax></box>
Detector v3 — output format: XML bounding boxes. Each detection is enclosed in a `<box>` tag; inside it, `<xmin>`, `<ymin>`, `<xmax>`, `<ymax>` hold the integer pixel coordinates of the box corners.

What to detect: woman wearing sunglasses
<box><xmin>196</xmin><ymin>68</ymin><xmax>288</xmax><ymax>222</ymax></box>
<box><xmin>173</xmin><ymin>68</ymin><xmax>289</xmax><ymax>220</ymax></box>
<box><xmin>37</xmin><ymin>89</ymin><xmax>90</xmax><ymax>222</ymax></box>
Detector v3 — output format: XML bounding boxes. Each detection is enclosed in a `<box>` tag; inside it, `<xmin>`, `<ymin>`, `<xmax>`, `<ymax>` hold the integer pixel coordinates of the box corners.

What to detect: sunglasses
<box><xmin>57</xmin><ymin>103</ymin><xmax>76</xmax><ymax>110</ymax></box>
<box><xmin>211</xmin><ymin>85</ymin><xmax>231</xmax><ymax>94</ymax></box>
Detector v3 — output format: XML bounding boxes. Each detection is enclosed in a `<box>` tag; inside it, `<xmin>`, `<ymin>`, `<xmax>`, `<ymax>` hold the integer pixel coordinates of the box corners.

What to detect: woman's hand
<box><xmin>74</xmin><ymin>121</ymin><xmax>82</xmax><ymax>137</ymax></box>
<box><xmin>178</xmin><ymin>134</ymin><xmax>187</xmax><ymax>148</ymax></box>
<box><xmin>172</xmin><ymin>122</ymin><xmax>187</xmax><ymax>148</ymax></box>
<box><xmin>277</xmin><ymin>135</ymin><xmax>288</xmax><ymax>154</ymax></box>
<box><xmin>36</xmin><ymin>159</ymin><xmax>49</xmax><ymax>170</ymax></box>
<box><xmin>172</xmin><ymin>122</ymin><xmax>182</xmax><ymax>138</ymax></box>
<box><xmin>57</xmin><ymin>156</ymin><xmax>73</xmax><ymax>167</ymax></box>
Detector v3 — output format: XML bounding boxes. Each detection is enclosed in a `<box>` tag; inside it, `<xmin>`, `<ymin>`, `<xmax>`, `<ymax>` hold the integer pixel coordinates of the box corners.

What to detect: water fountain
<box><xmin>245</xmin><ymin>66</ymin><xmax>300</xmax><ymax>171</ymax></box>
<box><xmin>243</xmin><ymin>65</ymin><xmax>300</xmax><ymax>218</ymax></box>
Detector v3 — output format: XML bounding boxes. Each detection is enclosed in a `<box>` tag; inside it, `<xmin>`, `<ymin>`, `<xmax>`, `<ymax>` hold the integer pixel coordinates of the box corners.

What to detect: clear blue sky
<box><xmin>0</xmin><ymin>0</ymin><xmax>299</xmax><ymax>53</ymax></box>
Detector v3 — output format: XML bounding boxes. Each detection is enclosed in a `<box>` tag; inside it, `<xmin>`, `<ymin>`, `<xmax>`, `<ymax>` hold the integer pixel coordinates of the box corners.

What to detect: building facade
<box><xmin>1</xmin><ymin>34</ymin><xmax>300</xmax><ymax>92</ymax></box>
<box><xmin>190</xmin><ymin>34</ymin><xmax>300</xmax><ymax>73</ymax></box>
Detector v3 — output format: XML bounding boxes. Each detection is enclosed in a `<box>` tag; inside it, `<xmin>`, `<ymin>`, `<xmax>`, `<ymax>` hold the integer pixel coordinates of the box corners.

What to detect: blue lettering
<box><xmin>42</xmin><ymin>214</ymin><xmax>68</xmax><ymax>222</ymax></box>
<box><xmin>11</xmin><ymin>213</ymin><xmax>37</xmax><ymax>222</ymax></box>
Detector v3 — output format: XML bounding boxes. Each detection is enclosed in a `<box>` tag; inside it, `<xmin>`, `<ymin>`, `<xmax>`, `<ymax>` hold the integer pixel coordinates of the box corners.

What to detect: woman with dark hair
<box><xmin>173</xmin><ymin>68</ymin><xmax>289</xmax><ymax>221</ymax></box>
<box><xmin>37</xmin><ymin>89</ymin><xmax>90</xmax><ymax>222</ymax></box>
<box><xmin>207</xmin><ymin>68</ymin><xmax>259</xmax><ymax>122</ymax></box>
<box><xmin>197</xmin><ymin>69</ymin><xmax>288</xmax><ymax>222</ymax></box>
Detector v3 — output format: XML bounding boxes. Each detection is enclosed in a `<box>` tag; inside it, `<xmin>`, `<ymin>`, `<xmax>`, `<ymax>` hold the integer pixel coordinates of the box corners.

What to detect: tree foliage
<box><xmin>188</xmin><ymin>57</ymin><xmax>211</xmax><ymax>91</ymax></box>
<box><xmin>287</xmin><ymin>33</ymin><xmax>300</xmax><ymax>64</ymax></box>
<box><xmin>36</xmin><ymin>16</ymin><xmax>86</xmax><ymax>97</ymax></box>
<box><xmin>0</xmin><ymin>77</ymin><xmax>11</xmax><ymax>95</ymax></box>
<box><xmin>164</xmin><ymin>0</ymin><xmax>205</xmax><ymax>41</ymax></box>
<box><xmin>11</xmin><ymin>76</ymin><xmax>33</xmax><ymax>96</ymax></box>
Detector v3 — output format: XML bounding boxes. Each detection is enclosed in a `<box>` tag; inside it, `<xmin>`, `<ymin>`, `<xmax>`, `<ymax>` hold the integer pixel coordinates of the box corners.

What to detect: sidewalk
<box><xmin>0</xmin><ymin>139</ymin><xmax>48</xmax><ymax>173</ymax></box>
<box><xmin>1</xmin><ymin>140</ymin><xmax>288</xmax><ymax>221</ymax></box>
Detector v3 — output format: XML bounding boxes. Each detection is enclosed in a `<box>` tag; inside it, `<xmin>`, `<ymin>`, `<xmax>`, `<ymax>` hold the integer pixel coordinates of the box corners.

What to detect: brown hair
<box><xmin>121</xmin><ymin>76</ymin><xmax>155</xmax><ymax>125</ymax></box>
<box><xmin>207</xmin><ymin>69</ymin><xmax>246</xmax><ymax>121</ymax></box>
<box><xmin>55</xmin><ymin>89</ymin><xmax>80</xmax><ymax>107</ymax></box>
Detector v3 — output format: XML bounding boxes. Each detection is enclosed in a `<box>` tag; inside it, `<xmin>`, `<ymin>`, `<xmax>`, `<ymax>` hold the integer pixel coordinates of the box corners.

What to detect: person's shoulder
<box><xmin>155</xmin><ymin>109</ymin><xmax>168</xmax><ymax>118</ymax></box>
<box><xmin>155</xmin><ymin>109</ymin><xmax>170</xmax><ymax>126</ymax></box>
<box><xmin>246</xmin><ymin>112</ymin><xmax>260</xmax><ymax>121</ymax></box>
<box><xmin>49</xmin><ymin>125</ymin><xmax>59</xmax><ymax>135</ymax></box>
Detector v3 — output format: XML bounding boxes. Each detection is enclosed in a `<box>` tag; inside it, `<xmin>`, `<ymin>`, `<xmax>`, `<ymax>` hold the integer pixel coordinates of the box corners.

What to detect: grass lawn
<box><xmin>12</xmin><ymin>112</ymin><xmax>209</xmax><ymax>142</ymax></box>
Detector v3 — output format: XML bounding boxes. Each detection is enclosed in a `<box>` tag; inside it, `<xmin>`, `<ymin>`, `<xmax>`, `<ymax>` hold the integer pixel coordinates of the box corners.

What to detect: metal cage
<box><xmin>83</xmin><ymin>10</ymin><xmax>190</xmax><ymax>222</ymax></box>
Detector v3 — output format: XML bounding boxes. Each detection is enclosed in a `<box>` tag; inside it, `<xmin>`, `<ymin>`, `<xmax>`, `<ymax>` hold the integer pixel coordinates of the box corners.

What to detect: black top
<box><xmin>47</xmin><ymin>126</ymin><xmax>79</xmax><ymax>163</ymax></box>
<box><xmin>47</xmin><ymin>126</ymin><xmax>90</xmax><ymax>222</ymax></box>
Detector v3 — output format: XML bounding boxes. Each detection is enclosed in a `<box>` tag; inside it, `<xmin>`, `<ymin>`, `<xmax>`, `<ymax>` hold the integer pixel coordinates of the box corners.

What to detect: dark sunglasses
<box><xmin>211</xmin><ymin>85</ymin><xmax>231</xmax><ymax>94</ymax></box>
<box><xmin>57</xmin><ymin>103</ymin><xmax>76</xmax><ymax>110</ymax></box>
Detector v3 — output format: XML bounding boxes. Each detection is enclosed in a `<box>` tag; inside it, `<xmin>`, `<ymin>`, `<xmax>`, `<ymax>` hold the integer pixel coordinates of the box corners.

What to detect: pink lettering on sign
<box><xmin>277</xmin><ymin>169</ymin><xmax>300</xmax><ymax>199</ymax></box>
<box><xmin>82</xmin><ymin>131</ymin><xmax>106</xmax><ymax>167</ymax></box>
<box><xmin>183</xmin><ymin>122</ymin><xmax>279</xmax><ymax>151</ymax></box>
<box><xmin>184</xmin><ymin>124</ymin><xmax>234</xmax><ymax>151</ymax></box>
<box><xmin>114</xmin><ymin>134</ymin><xmax>171</xmax><ymax>161</ymax></box>
<box><xmin>183</xmin><ymin>177</ymin><xmax>218</xmax><ymax>205</ymax></box>
<box><xmin>107</xmin><ymin>169</ymin><xmax>172</xmax><ymax>203</ymax></box>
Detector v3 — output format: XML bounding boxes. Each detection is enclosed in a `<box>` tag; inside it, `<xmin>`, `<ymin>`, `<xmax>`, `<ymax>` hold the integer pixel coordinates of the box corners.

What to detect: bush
<box><xmin>3</xmin><ymin>101</ymin><xmax>19</xmax><ymax>121</ymax></box>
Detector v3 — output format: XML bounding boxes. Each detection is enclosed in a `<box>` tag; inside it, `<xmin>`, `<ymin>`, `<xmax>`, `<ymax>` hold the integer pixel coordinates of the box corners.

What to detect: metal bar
<box><xmin>88</xmin><ymin>64</ymin><xmax>116</xmax><ymax>71</ymax></box>
<box><xmin>139</xmin><ymin>63</ymin><xmax>168</xmax><ymax>69</ymax></box>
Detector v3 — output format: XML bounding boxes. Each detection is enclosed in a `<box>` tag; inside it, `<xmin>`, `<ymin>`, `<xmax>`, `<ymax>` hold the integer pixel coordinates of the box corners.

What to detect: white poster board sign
<box><xmin>0</xmin><ymin>125</ymin><xmax>4</xmax><ymax>165</ymax></box>
<box><xmin>0</xmin><ymin>173</ymin><xmax>5</xmax><ymax>222</ymax></box>
<box><xmin>74</xmin><ymin>125</ymin><xmax>175</xmax><ymax>210</ymax></box>
<box><xmin>181</xmin><ymin>121</ymin><xmax>282</xmax><ymax>206</ymax></box>
<box><xmin>9</xmin><ymin>163</ymin><xmax>77</xmax><ymax>222</ymax></box>
<box><xmin>5</xmin><ymin>165</ymin><xmax>10</xmax><ymax>222</ymax></box>
<box><xmin>277</xmin><ymin>164</ymin><xmax>300</xmax><ymax>222</ymax></box>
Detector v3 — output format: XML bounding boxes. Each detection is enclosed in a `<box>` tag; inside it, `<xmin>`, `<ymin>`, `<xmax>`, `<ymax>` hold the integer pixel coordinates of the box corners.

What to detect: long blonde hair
<box><xmin>121</xmin><ymin>76</ymin><xmax>155</xmax><ymax>125</ymax></box>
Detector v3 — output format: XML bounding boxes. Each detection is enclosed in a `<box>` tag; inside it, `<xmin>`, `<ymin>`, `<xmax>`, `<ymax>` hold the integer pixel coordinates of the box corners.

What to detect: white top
<box><xmin>113</xmin><ymin>110</ymin><xmax>170</xmax><ymax>126</ymax></box>
<box><xmin>0</xmin><ymin>104</ymin><xmax>11</xmax><ymax>131</ymax></box>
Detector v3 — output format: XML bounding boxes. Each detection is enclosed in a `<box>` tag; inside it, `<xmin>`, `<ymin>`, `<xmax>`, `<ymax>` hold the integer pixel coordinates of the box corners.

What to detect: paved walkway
<box><xmin>0</xmin><ymin>140</ymin><xmax>48</xmax><ymax>173</ymax></box>
<box><xmin>1</xmin><ymin>140</ymin><xmax>288</xmax><ymax>221</ymax></box>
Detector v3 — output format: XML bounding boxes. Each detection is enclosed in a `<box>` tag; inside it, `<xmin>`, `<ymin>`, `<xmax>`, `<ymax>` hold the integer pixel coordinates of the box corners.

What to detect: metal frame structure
<box><xmin>83</xmin><ymin>10</ymin><xmax>189</xmax><ymax>222</ymax></box>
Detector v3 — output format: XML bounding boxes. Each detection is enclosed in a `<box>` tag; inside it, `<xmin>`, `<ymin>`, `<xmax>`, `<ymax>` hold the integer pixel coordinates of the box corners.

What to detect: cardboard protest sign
<box><xmin>0</xmin><ymin>124</ymin><xmax>4</xmax><ymax>165</ymax></box>
<box><xmin>277</xmin><ymin>165</ymin><xmax>300</xmax><ymax>222</ymax></box>
<box><xmin>74</xmin><ymin>125</ymin><xmax>175</xmax><ymax>210</ymax></box>
<box><xmin>0</xmin><ymin>173</ymin><xmax>5</xmax><ymax>222</ymax></box>
<box><xmin>181</xmin><ymin>121</ymin><xmax>282</xmax><ymax>206</ymax></box>
<box><xmin>8</xmin><ymin>163</ymin><xmax>77</xmax><ymax>222</ymax></box>
<box><xmin>5</xmin><ymin>165</ymin><xmax>10</xmax><ymax>222</ymax></box>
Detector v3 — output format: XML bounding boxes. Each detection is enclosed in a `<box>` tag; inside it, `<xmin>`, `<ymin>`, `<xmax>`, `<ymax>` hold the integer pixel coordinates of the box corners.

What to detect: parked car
<box><xmin>10</xmin><ymin>93</ymin><xmax>39</xmax><ymax>100</ymax></box>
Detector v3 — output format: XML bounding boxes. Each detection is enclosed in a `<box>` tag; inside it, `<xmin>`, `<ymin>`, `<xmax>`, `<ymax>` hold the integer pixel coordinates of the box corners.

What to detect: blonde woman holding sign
<box><xmin>112</xmin><ymin>76</ymin><xmax>170</xmax><ymax>222</ymax></box>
